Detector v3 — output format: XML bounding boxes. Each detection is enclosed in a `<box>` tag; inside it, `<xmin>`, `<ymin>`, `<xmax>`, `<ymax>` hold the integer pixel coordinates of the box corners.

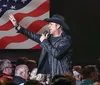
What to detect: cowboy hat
<box><xmin>44</xmin><ymin>14</ymin><xmax>69</xmax><ymax>31</ymax></box>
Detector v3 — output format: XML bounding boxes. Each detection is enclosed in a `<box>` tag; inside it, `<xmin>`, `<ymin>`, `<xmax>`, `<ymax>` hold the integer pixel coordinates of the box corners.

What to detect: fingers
<box><xmin>40</xmin><ymin>33</ymin><xmax>48</xmax><ymax>42</ymax></box>
<box><xmin>41</xmin><ymin>33</ymin><xmax>48</xmax><ymax>39</ymax></box>
<box><xmin>42</xmin><ymin>33</ymin><xmax>44</xmax><ymax>36</ymax></box>
<box><xmin>9</xmin><ymin>14</ymin><xmax>15</xmax><ymax>19</ymax></box>
<box><xmin>46</xmin><ymin>33</ymin><xmax>49</xmax><ymax>37</ymax></box>
<box><xmin>42</xmin><ymin>33</ymin><xmax>48</xmax><ymax>36</ymax></box>
<box><xmin>9</xmin><ymin>14</ymin><xmax>16</xmax><ymax>21</ymax></box>
<box><xmin>9</xmin><ymin>14</ymin><xmax>13</xmax><ymax>20</ymax></box>
<box><xmin>9</xmin><ymin>14</ymin><xmax>17</xmax><ymax>26</ymax></box>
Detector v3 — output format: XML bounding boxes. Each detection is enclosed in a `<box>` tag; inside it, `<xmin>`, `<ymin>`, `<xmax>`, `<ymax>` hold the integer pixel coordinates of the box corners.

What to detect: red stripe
<box><xmin>31</xmin><ymin>44</ymin><xmax>42</xmax><ymax>49</ymax></box>
<box><xmin>15</xmin><ymin>0</ymin><xmax>49</xmax><ymax>22</ymax></box>
<box><xmin>0</xmin><ymin>20</ymin><xmax>48</xmax><ymax>48</ymax></box>
<box><xmin>0</xmin><ymin>0</ymin><xmax>49</xmax><ymax>31</ymax></box>
<box><xmin>0</xmin><ymin>21</ymin><xmax>14</xmax><ymax>30</ymax></box>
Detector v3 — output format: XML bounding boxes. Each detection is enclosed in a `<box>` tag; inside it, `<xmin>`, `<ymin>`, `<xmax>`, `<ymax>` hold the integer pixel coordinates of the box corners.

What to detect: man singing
<box><xmin>9</xmin><ymin>14</ymin><xmax>72</xmax><ymax>78</ymax></box>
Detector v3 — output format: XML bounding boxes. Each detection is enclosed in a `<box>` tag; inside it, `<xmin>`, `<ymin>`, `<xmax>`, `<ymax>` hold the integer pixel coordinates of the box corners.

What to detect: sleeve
<box><xmin>40</xmin><ymin>36</ymin><xmax>72</xmax><ymax>59</ymax></box>
<box><xmin>16</xmin><ymin>26</ymin><xmax>41</xmax><ymax>43</ymax></box>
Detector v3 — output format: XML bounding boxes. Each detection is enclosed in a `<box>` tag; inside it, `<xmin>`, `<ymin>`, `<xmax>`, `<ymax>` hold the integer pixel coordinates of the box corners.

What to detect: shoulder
<box><xmin>61</xmin><ymin>32</ymin><xmax>72</xmax><ymax>42</ymax></box>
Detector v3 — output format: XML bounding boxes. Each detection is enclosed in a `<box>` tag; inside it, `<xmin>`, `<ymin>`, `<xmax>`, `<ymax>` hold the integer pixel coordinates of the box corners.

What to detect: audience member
<box><xmin>52</xmin><ymin>75</ymin><xmax>65</xmax><ymax>82</ymax></box>
<box><xmin>73</xmin><ymin>65</ymin><xmax>82</xmax><ymax>85</ymax></box>
<box><xmin>24</xmin><ymin>80</ymin><xmax>40</xmax><ymax>85</ymax></box>
<box><xmin>0</xmin><ymin>59</ymin><xmax>13</xmax><ymax>85</ymax></box>
<box><xmin>36</xmin><ymin>74</ymin><xmax>46</xmax><ymax>85</ymax></box>
<box><xmin>81</xmin><ymin>65</ymin><xmax>98</xmax><ymax>85</ymax></box>
<box><xmin>13</xmin><ymin>65</ymin><xmax>29</xmax><ymax>85</ymax></box>
<box><xmin>16</xmin><ymin>57</ymin><xmax>28</xmax><ymax>66</ymax></box>
<box><xmin>29</xmin><ymin>68</ymin><xmax>38</xmax><ymax>80</ymax></box>
<box><xmin>64</xmin><ymin>72</ymin><xmax>76</xmax><ymax>85</ymax></box>
<box><xmin>26</xmin><ymin>60</ymin><xmax>37</xmax><ymax>73</ymax></box>
<box><xmin>51</xmin><ymin>78</ymin><xmax>73</xmax><ymax>85</ymax></box>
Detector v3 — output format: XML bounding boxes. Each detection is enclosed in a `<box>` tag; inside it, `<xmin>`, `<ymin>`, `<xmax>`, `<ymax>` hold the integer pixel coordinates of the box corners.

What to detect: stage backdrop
<box><xmin>0</xmin><ymin>0</ymin><xmax>49</xmax><ymax>49</ymax></box>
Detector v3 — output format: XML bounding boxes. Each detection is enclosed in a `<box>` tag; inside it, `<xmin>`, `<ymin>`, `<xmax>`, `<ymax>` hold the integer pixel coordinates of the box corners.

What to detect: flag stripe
<box><xmin>0</xmin><ymin>12</ymin><xmax>49</xmax><ymax>38</ymax></box>
<box><xmin>0</xmin><ymin>0</ymin><xmax>49</xmax><ymax>30</ymax></box>
<box><xmin>0</xmin><ymin>0</ymin><xmax>46</xmax><ymax>25</ymax></box>
<box><xmin>31</xmin><ymin>44</ymin><xmax>41</xmax><ymax>49</ymax></box>
<box><xmin>5</xmin><ymin>39</ymin><xmax>38</xmax><ymax>49</ymax></box>
<box><xmin>0</xmin><ymin>21</ymin><xmax>48</xmax><ymax>48</ymax></box>
<box><xmin>5</xmin><ymin>25</ymin><xmax>48</xmax><ymax>49</ymax></box>
<box><xmin>0</xmin><ymin>0</ymin><xmax>49</xmax><ymax>49</ymax></box>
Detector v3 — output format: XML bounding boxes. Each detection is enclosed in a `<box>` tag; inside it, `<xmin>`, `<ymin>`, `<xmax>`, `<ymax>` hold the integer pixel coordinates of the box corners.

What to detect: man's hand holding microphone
<box><xmin>40</xmin><ymin>30</ymin><xmax>49</xmax><ymax>42</ymax></box>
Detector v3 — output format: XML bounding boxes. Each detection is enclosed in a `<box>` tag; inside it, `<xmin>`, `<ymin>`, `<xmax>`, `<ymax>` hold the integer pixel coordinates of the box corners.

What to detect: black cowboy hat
<box><xmin>44</xmin><ymin>14</ymin><xmax>69</xmax><ymax>31</ymax></box>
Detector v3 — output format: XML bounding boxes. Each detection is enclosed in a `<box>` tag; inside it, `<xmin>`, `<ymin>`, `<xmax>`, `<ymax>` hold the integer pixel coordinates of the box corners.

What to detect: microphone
<box><xmin>43</xmin><ymin>30</ymin><xmax>48</xmax><ymax>36</ymax></box>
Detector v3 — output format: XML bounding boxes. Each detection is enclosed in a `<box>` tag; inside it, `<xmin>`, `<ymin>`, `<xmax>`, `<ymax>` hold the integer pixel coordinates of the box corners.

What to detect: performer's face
<box><xmin>48</xmin><ymin>22</ymin><xmax>59</xmax><ymax>35</ymax></box>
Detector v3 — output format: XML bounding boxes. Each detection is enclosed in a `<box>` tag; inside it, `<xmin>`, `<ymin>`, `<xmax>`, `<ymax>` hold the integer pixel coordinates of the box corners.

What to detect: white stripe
<box><xmin>5</xmin><ymin>39</ymin><xmax>38</xmax><ymax>49</ymax></box>
<box><xmin>0</xmin><ymin>27</ymin><xmax>18</xmax><ymax>38</ymax></box>
<box><xmin>5</xmin><ymin>25</ymin><xmax>48</xmax><ymax>49</ymax></box>
<box><xmin>0</xmin><ymin>0</ymin><xmax>46</xmax><ymax>25</ymax></box>
<box><xmin>0</xmin><ymin>12</ymin><xmax>49</xmax><ymax>39</ymax></box>
<box><xmin>19</xmin><ymin>11</ymin><xmax>49</xmax><ymax>28</ymax></box>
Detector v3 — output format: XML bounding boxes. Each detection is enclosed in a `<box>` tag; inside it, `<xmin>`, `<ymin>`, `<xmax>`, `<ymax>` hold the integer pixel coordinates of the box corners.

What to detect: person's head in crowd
<box><xmin>73</xmin><ymin>65</ymin><xmax>82</xmax><ymax>74</ymax></box>
<box><xmin>26</xmin><ymin>60</ymin><xmax>37</xmax><ymax>73</ymax></box>
<box><xmin>0</xmin><ymin>59</ymin><xmax>13</xmax><ymax>76</ymax></box>
<box><xmin>24</xmin><ymin>80</ymin><xmax>40</xmax><ymax>85</ymax></box>
<box><xmin>51</xmin><ymin>78</ymin><xmax>72</xmax><ymax>85</ymax></box>
<box><xmin>16</xmin><ymin>57</ymin><xmax>28</xmax><ymax>66</ymax></box>
<box><xmin>73</xmin><ymin>65</ymin><xmax>83</xmax><ymax>80</ymax></box>
<box><xmin>52</xmin><ymin>75</ymin><xmax>65</xmax><ymax>82</ymax></box>
<box><xmin>29</xmin><ymin>68</ymin><xmax>37</xmax><ymax>80</ymax></box>
<box><xmin>0</xmin><ymin>59</ymin><xmax>13</xmax><ymax>85</ymax></box>
<box><xmin>15</xmin><ymin>65</ymin><xmax>29</xmax><ymax>80</ymax></box>
<box><xmin>92</xmin><ymin>73</ymin><xmax>100</xmax><ymax>85</ymax></box>
<box><xmin>82</xmin><ymin>65</ymin><xmax>99</xmax><ymax>81</ymax></box>
<box><xmin>36</xmin><ymin>74</ymin><xmax>46</xmax><ymax>82</ymax></box>
<box><xmin>64</xmin><ymin>72</ymin><xmax>76</xmax><ymax>85</ymax></box>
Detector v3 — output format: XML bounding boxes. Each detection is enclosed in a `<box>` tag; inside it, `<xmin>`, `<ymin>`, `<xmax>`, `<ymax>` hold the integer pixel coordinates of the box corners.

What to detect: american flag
<box><xmin>0</xmin><ymin>0</ymin><xmax>49</xmax><ymax>49</ymax></box>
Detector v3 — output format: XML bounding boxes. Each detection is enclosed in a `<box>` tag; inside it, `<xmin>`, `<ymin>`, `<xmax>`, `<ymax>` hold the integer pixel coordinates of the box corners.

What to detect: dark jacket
<box><xmin>17</xmin><ymin>27</ymin><xmax>72</xmax><ymax>77</ymax></box>
<box><xmin>13</xmin><ymin>76</ymin><xmax>26</xmax><ymax>85</ymax></box>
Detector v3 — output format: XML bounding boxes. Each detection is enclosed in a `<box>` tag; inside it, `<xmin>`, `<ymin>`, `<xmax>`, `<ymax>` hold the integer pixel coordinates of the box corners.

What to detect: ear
<box><xmin>20</xmin><ymin>71</ymin><xmax>25</xmax><ymax>78</ymax></box>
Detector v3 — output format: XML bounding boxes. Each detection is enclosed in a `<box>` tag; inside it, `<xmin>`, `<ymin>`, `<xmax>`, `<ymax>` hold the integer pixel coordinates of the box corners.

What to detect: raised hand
<box><xmin>9</xmin><ymin>14</ymin><xmax>18</xmax><ymax>27</ymax></box>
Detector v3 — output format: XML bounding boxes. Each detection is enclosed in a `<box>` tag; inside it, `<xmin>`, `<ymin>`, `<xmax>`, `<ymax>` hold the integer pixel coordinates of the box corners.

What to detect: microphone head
<box><xmin>43</xmin><ymin>30</ymin><xmax>48</xmax><ymax>36</ymax></box>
